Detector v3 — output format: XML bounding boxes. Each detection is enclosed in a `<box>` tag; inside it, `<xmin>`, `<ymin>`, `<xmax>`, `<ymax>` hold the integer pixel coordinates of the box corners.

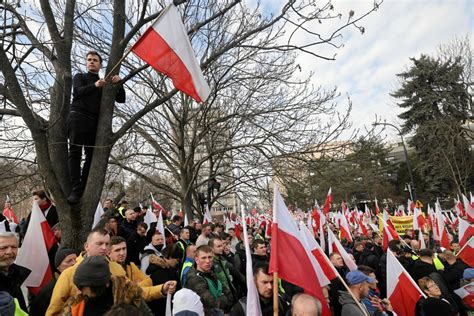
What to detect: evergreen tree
<box><xmin>392</xmin><ymin>55</ymin><xmax>472</xmax><ymax>196</ymax></box>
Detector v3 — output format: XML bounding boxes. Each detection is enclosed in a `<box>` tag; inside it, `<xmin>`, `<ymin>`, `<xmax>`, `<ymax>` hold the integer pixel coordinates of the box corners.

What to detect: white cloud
<box><xmin>289</xmin><ymin>0</ymin><xmax>473</xmax><ymax>139</ymax></box>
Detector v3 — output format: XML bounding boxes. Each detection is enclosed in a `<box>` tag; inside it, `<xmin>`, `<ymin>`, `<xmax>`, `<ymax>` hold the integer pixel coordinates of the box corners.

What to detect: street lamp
<box><xmin>373</xmin><ymin>121</ymin><xmax>417</xmax><ymax>201</ymax></box>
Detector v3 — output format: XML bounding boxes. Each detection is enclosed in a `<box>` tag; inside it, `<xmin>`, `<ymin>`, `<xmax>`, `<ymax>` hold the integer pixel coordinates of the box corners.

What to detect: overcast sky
<box><xmin>253</xmin><ymin>0</ymin><xmax>473</xmax><ymax>140</ymax></box>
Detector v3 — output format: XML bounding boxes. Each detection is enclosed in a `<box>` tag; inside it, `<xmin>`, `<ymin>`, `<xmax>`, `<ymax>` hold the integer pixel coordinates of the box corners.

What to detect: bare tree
<box><xmin>0</xmin><ymin>0</ymin><xmax>382</xmax><ymax>248</ymax></box>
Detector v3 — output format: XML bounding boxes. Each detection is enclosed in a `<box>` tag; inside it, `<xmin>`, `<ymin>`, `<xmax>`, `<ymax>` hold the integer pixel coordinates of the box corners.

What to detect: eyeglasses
<box><xmin>427</xmin><ymin>283</ymin><xmax>439</xmax><ymax>289</ymax></box>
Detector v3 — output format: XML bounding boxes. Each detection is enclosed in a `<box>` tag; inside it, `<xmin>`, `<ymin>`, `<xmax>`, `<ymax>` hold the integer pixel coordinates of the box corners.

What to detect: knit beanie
<box><xmin>73</xmin><ymin>256</ymin><xmax>111</xmax><ymax>287</ymax></box>
<box><xmin>54</xmin><ymin>248</ymin><xmax>76</xmax><ymax>269</ymax></box>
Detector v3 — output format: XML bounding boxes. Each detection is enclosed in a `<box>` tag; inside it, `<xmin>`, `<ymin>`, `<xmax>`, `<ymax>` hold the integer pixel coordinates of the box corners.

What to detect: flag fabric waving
<box><xmin>457</xmin><ymin>236</ymin><xmax>474</xmax><ymax>267</ymax></box>
<box><xmin>327</xmin><ymin>229</ymin><xmax>357</xmax><ymax>271</ymax></box>
<box><xmin>15</xmin><ymin>201</ymin><xmax>56</xmax><ymax>295</ymax></box>
<box><xmin>323</xmin><ymin>187</ymin><xmax>332</xmax><ymax>214</ymax></box>
<box><xmin>132</xmin><ymin>4</ymin><xmax>210</xmax><ymax>103</ymax></box>
<box><xmin>91</xmin><ymin>201</ymin><xmax>104</xmax><ymax>229</ymax></box>
<box><xmin>458</xmin><ymin>216</ymin><xmax>474</xmax><ymax>247</ymax></box>
<box><xmin>269</xmin><ymin>185</ymin><xmax>331</xmax><ymax>316</ymax></box>
<box><xmin>240</xmin><ymin>206</ymin><xmax>262</xmax><ymax>316</ymax></box>
<box><xmin>386</xmin><ymin>250</ymin><xmax>425</xmax><ymax>316</ymax></box>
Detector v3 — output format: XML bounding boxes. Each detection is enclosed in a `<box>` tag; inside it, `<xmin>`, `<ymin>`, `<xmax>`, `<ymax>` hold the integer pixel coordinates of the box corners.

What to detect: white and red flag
<box><xmin>299</xmin><ymin>223</ymin><xmax>336</xmax><ymax>284</ymax></box>
<box><xmin>269</xmin><ymin>185</ymin><xmax>331</xmax><ymax>316</ymax></box>
<box><xmin>461</xmin><ymin>193</ymin><xmax>474</xmax><ymax>222</ymax></box>
<box><xmin>382</xmin><ymin>219</ymin><xmax>399</xmax><ymax>251</ymax></box>
<box><xmin>412</xmin><ymin>207</ymin><xmax>426</xmax><ymax>231</ymax></box>
<box><xmin>454</xmin><ymin>282</ymin><xmax>474</xmax><ymax>310</ymax></box>
<box><xmin>339</xmin><ymin>213</ymin><xmax>353</xmax><ymax>243</ymax></box>
<box><xmin>92</xmin><ymin>201</ymin><xmax>104</xmax><ymax>229</ymax></box>
<box><xmin>418</xmin><ymin>230</ymin><xmax>426</xmax><ymax>250</ymax></box>
<box><xmin>150</xmin><ymin>193</ymin><xmax>166</xmax><ymax>213</ymax></box>
<box><xmin>322</xmin><ymin>187</ymin><xmax>332</xmax><ymax>214</ymax></box>
<box><xmin>457</xmin><ymin>236</ymin><xmax>474</xmax><ymax>267</ymax></box>
<box><xmin>454</xmin><ymin>197</ymin><xmax>465</xmax><ymax>217</ymax></box>
<box><xmin>386</xmin><ymin>250</ymin><xmax>425</xmax><ymax>316</ymax></box>
<box><xmin>240</xmin><ymin>206</ymin><xmax>262</xmax><ymax>316</ymax></box>
<box><xmin>144</xmin><ymin>207</ymin><xmax>158</xmax><ymax>233</ymax></box>
<box><xmin>435</xmin><ymin>202</ymin><xmax>450</xmax><ymax>249</ymax></box>
<box><xmin>15</xmin><ymin>201</ymin><xmax>56</xmax><ymax>295</ymax></box>
<box><xmin>203</xmin><ymin>205</ymin><xmax>212</xmax><ymax>224</ymax></box>
<box><xmin>132</xmin><ymin>4</ymin><xmax>210</xmax><ymax>103</ymax></box>
<box><xmin>327</xmin><ymin>229</ymin><xmax>357</xmax><ymax>271</ymax></box>
<box><xmin>374</xmin><ymin>198</ymin><xmax>381</xmax><ymax>215</ymax></box>
<box><xmin>458</xmin><ymin>216</ymin><xmax>474</xmax><ymax>247</ymax></box>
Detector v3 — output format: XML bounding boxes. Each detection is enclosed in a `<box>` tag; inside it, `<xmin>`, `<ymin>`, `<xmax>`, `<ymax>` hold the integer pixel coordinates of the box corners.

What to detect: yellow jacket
<box><xmin>46</xmin><ymin>253</ymin><xmax>126</xmax><ymax>316</ymax></box>
<box><xmin>124</xmin><ymin>261</ymin><xmax>164</xmax><ymax>301</ymax></box>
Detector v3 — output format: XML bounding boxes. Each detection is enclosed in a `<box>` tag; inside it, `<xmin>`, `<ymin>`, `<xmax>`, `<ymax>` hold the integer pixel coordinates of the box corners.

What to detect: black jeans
<box><xmin>68</xmin><ymin>128</ymin><xmax>96</xmax><ymax>192</ymax></box>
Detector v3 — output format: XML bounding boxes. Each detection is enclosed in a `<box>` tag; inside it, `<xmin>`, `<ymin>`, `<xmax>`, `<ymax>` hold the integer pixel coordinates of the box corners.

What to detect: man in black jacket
<box><xmin>0</xmin><ymin>232</ymin><xmax>30</xmax><ymax>311</ymax></box>
<box><xmin>67</xmin><ymin>51</ymin><xmax>125</xmax><ymax>204</ymax></box>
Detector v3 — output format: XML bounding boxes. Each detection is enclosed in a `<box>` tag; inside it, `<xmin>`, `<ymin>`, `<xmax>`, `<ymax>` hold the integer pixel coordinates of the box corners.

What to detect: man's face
<box><xmin>33</xmin><ymin>195</ymin><xmax>47</xmax><ymax>207</ymax></box>
<box><xmin>254</xmin><ymin>244</ymin><xmax>267</xmax><ymax>256</ymax></box>
<box><xmin>451</xmin><ymin>243</ymin><xmax>460</xmax><ymax>253</ymax></box>
<box><xmin>255</xmin><ymin>270</ymin><xmax>273</xmax><ymax>299</ymax></box>
<box><xmin>152</xmin><ymin>234</ymin><xmax>164</xmax><ymax>247</ymax></box>
<box><xmin>187</xmin><ymin>245</ymin><xmax>197</xmax><ymax>259</ymax></box>
<box><xmin>228</xmin><ymin>229</ymin><xmax>235</xmax><ymax>238</ymax></box>
<box><xmin>355</xmin><ymin>244</ymin><xmax>364</xmax><ymax>252</ymax></box>
<box><xmin>180</xmin><ymin>229</ymin><xmax>190</xmax><ymax>241</ymax></box>
<box><xmin>195</xmin><ymin>250</ymin><xmax>213</xmax><ymax>273</ymax></box>
<box><xmin>125</xmin><ymin>210</ymin><xmax>137</xmax><ymax>221</ymax></box>
<box><xmin>0</xmin><ymin>237</ymin><xmax>18</xmax><ymax>270</ymax></box>
<box><xmin>137</xmin><ymin>226</ymin><xmax>147</xmax><ymax>237</ymax></box>
<box><xmin>195</xmin><ymin>223</ymin><xmax>202</xmax><ymax>230</ymax></box>
<box><xmin>58</xmin><ymin>253</ymin><xmax>77</xmax><ymax>273</ymax></box>
<box><xmin>291</xmin><ymin>297</ymin><xmax>319</xmax><ymax>316</ymax></box>
<box><xmin>53</xmin><ymin>227</ymin><xmax>62</xmax><ymax>241</ymax></box>
<box><xmin>84</xmin><ymin>233</ymin><xmax>110</xmax><ymax>256</ymax></box>
<box><xmin>359</xmin><ymin>281</ymin><xmax>370</xmax><ymax>298</ymax></box>
<box><xmin>107</xmin><ymin>218</ymin><xmax>117</xmax><ymax>230</ymax></box>
<box><xmin>374</xmin><ymin>236</ymin><xmax>382</xmax><ymax>245</ymax></box>
<box><xmin>331</xmin><ymin>254</ymin><xmax>344</xmax><ymax>268</ymax></box>
<box><xmin>204</xmin><ymin>226</ymin><xmax>211</xmax><ymax>236</ymax></box>
<box><xmin>104</xmin><ymin>200</ymin><xmax>113</xmax><ymax>209</ymax></box>
<box><xmin>109</xmin><ymin>242</ymin><xmax>127</xmax><ymax>264</ymax></box>
<box><xmin>212</xmin><ymin>239</ymin><xmax>224</xmax><ymax>255</ymax></box>
<box><xmin>86</xmin><ymin>53</ymin><xmax>101</xmax><ymax>74</ymax></box>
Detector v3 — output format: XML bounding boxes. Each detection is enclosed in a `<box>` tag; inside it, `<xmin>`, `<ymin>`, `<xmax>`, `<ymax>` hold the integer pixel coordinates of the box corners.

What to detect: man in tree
<box><xmin>67</xmin><ymin>51</ymin><xmax>125</xmax><ymax>204</ymax></box>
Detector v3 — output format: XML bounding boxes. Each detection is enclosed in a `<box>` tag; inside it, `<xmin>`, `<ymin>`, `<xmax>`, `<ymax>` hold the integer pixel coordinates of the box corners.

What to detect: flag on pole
<box><xmin>457</xmin><ymin>236</ymin><xmax>474</xmax><ymax>267</ymax></box>
<box><xmin>339</xmin><ymin>213</ymin><xmax>353</xmax><ymax>243</ymax></box>
<box><xmin>92</xmin><ymin>201</ymin><xmax>104</xmax><ymax>229</ymax></box>
<box><xmin>323</xmin><ymin>187</ymin><xmax>332</xmax><ymax>214</ymax></box>
<box><xmin>461</xmin><ymin>193</ymin><xmax>474</xmax><ymax>222</ymax></box>
<box><xmin>203</xmin><ymin>205</ymin><xmax>212</xmax><ymax>224</ymax></box>
<box><xmin>327</xmin><ymin>229</ymin><xmax>357</xmax><ymax>271</ymax></box>
<box><xmin>418</xmin><ymin>230</ymin><xmax>426</xmax><ymax>250</ymax></box>
<box><xmin>144</xmin><ymin>208</ymin><xmax>158</xmax><ymax>233</ymax></box>
<box><xmin>412</xmin><ymin>207</ymin><xmax>426</xmax><ymax>231</ymax></box>
<box><xmin>454</xmin><ymin>282</ymin><xmax>474</xmax><ymax>310</ymax></box>
<box><xmin>183</xmin><ymin>212</ymin><xmax>189</xmax><ymax>227</ymax></box>
<box><xmin>458</xmin><ymin>216</ymin><xmax>474</xmax><ymax>247</ymax></box>
<box><xmin>150</xmin><ymin>193</ymin><xmax>166</xmax><ymax>213</ymax></box>
<box><xmin>15</xmin><ymin>201</ymin><xmax>56</xmax><ymax>295</ymax></box>
<box><xmin>131</xmin><ymin>4</ymin><xmax>210</xmax><ymax>103</ymax></box>
<box><xmin>386</xmin><ymin>250</ymin><xmax>425</xmax><ymax>316</ymax></box>
<box><xmin>240</xmin><ymin>206</ymin><xmax>262</xmax><ymax>316</ymax></box>
<box><xmin>269</xmin><ymin>185</ymin><xmax>331</xmax><ymax>316</ymax></box>
<box><xmin>382</xmin><ymin>219</ymin><xmax>399</xmax><ymax>251</ymax></box>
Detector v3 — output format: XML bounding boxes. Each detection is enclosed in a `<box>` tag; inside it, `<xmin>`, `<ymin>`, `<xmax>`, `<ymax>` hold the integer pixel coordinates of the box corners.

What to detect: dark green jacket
<box><xmin>185</xmin><ymin>267</ymin><xmax>232</xmax><ymax>314</ymax></box>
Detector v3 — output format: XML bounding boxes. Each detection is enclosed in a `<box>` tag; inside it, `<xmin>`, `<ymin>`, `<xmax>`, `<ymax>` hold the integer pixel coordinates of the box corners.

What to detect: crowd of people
<box><xmin>0</xmin><ymin>191</ymin><xmax>473</xmax><ymax>316</ymax></box>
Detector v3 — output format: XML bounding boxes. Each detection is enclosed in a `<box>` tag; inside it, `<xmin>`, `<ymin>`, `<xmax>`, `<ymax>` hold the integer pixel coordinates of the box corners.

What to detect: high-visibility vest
<box><xmin>180</xmin><ymin>260</ymin><xmax>194</xmax><ymax>286</ymax></box>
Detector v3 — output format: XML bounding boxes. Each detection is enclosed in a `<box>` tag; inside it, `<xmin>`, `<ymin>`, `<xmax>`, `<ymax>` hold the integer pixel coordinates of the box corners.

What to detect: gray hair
<box><xmin>291</xmin><ymin>293</ymin><xmax>322</xmax><ymax>316</ymax></box>
<box><xmin>0</xmin><ymin>232</ymin><xmax>17</xmax><ymax>239</ymax></box>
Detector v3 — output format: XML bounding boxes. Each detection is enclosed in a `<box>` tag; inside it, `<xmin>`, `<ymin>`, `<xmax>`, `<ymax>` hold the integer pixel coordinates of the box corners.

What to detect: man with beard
<box><xmin>230</xmin><ymin>262</ymin><xmax>290</xmax><ymax>316</ymax></box>
<box><xmin>63</xmin><ymin>256</ymin><xmax>152</xmax><ymax>315</ymax></box>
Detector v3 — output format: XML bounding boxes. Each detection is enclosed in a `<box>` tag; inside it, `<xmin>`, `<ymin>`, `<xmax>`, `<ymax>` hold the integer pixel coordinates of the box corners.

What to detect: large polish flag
<box><xmin>132</xmin><ymin>4</ymin><xmax>210</xmax><ymax>103</ymax></box>
<box><xmin>327</xmin><ymin>228</ymin><xmax>357</xmax><ymax>271</ymax></box>
<box><xmin>300</xmin><ymin>223</ymin><xmax>336</xmax><ymax>284</ymax></box>
<box><xmin>269</xmin><ymin>185</ymin><xmax>331</xmax><ymax>316</ymax></box>
<box><xmin>457</xmin><ymin>236</ymin><xmax>474</xmax><ymax>267</ymax></box>
<box><xmin>387</xmin><ymin>250</ymin><xmax>425</xmax><ymax>316</ymax></box>
<box><xmin>240</xmin><ymin>206</ymin><xmax>262</xmax><ymax>316</ymax></box>
<box><xmin>458</xmin><ymin>217</ymin><xmax>474</xmax><ymax>247</ymax></box>
<box><xmin>15</xmin><ymin>201</ymin><xmax>56</xmax><ymax>295</ymax></box>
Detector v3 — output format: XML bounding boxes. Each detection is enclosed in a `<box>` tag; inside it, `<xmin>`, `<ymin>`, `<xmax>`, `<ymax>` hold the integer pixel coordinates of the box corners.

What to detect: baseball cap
<box><xmin>346</xmin><ymin>270</ymin><xmax>376</xmax><ymax>285</ymax></box>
